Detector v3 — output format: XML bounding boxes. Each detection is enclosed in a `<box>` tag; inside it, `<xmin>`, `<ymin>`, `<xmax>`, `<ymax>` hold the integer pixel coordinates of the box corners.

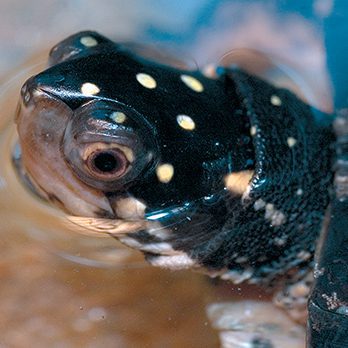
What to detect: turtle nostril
<box><xmin>21</xmin><ymin>76</ymin><xmax>36</xmax><ymax>92</ymax></box>
<box><xmin>21</xmin><ymin>76</ymin><xmax>38</xmax><ymax>105</ymax></box>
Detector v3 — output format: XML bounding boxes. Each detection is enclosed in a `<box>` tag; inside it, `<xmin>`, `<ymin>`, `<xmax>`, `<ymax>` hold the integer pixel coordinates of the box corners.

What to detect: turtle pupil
<box><xmin>93</xmin><ymin>152</ymin><xmax>118</xmax><ymax>173</ymax></box>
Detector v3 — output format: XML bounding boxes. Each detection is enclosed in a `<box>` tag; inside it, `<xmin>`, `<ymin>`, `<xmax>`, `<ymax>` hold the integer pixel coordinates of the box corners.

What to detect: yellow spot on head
<box><xmin>250</xmin><ymin>126</ymin><xmax>257</xmax><ymax>136</ymax></box>
<box><xmin>110</xmin><ymin>111</ymin><xmax>126</xmax><ymax>123</ymax></box>
<box><xmin>80</xmin><ymin>36</ymin><xmax>98</xmax><ymax>47</ymax></box>
<box><xmin>136</xmin><ymin>73</ymin><xmax>157</xmax><ymax>89</ymax></box>
<box><xmin>224</xmin><ymin>170</ymin><xmax>254</xmax><ymax>195</ymax></box>
<box><xmin>270</xmin><ymin>95</ymin><xmax>282</xmax><ymax>106</ymax></box>
<box><xmin>156</xmin><ymin>163</ymin><xmax>174</xmax><ymax>183</ymax></box>
<box><xmin>180</xmin><ymin>74</ymin><xmax>204</xmax><ymax>92</ymax></box>
<box><xmin>176</xmin><ymin>114</ymin><xmax>195</xmax><ymax>131</ymax></box>
<box><xmin>81</xmin><ymin>82</ymin><xmax>100</xmax><ymax>96</ymax></box>
<box><xmin>287</xmin><ymin>137</ymin><xmax>297</xmax><ymax>147</ymax></box>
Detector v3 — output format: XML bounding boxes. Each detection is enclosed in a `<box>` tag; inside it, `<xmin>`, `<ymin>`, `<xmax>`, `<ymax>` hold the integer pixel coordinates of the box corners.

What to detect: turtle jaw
<box><xmin>15</xmin><ymin>80</ymin><xmax>115</xmax><ymax>218</ymax></box>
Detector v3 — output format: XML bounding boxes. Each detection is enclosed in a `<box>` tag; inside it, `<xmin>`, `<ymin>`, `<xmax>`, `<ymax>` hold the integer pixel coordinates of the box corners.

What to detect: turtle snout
<box><xmin>20</xmin><ymin>76</ymin><xmax>38</xmax><ymax>106</ymax></box>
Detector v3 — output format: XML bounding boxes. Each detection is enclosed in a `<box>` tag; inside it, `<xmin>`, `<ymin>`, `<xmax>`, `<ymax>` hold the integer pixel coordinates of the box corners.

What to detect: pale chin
<box><xmin>14</xmin><ymin>145</ymin><xmax>114</xmax><ymax>218</ymax></box>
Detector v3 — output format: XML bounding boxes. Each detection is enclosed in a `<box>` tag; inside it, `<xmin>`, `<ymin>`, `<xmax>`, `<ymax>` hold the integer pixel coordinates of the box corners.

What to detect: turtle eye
<box><xmin>61</xmin><ymin>100</ymin><xmax>157</xmax><ymax>191</ymax></box>
<box><xmin>87</xmin><ymin>149</ymin><xmax>129</xmax><ymax>178</ymax></box>
<box><xmin>82</xmin><ymin>143</ymin><xmax>133</xmax><ymax>181</ymax></box>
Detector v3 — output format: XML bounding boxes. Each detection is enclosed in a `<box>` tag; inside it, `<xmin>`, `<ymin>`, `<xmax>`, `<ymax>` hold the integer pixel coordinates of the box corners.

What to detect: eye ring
<box><xmin>86</xmin><ymin>149</ymin><xmax>129</xmax><ymax>179</ymax></box>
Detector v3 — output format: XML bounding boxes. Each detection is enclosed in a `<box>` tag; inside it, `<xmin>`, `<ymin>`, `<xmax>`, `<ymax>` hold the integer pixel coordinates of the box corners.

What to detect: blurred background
<box><xmin>0</xmin><ymin>1</ymin><xmax>330</xmax><ymax>75</ymax></box>
<box><xmin>0</xmin><ymin>1</ymin><xmax>341</xmax><ymax>347</ymax></box>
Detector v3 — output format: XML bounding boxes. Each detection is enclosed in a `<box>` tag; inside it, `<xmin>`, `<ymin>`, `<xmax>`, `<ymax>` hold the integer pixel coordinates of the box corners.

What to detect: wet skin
<box><xmin>16</xmin><ymin>31</ymin><xmax>335</xmax><ymax>326</ymax></box>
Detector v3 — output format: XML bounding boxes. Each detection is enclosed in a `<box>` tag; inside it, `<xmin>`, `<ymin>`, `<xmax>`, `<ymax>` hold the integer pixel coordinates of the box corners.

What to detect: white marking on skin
<box><xmin>146</xmin><ymin>222</ymin><xmax>171</xmax><ymax>240</ymax></box>
<box><xmin>119</xmin><ymin>236</ymin><xmax>143</xmax><ymax>249</ymax></box>
<box><xmin>296</xmin><ymin>188</ymin><xmax>303</xmax><ymax>196</ymax></box>
<box><xmin>287</xmin><ymin>137</ymin><xmax>297</xmax><ymax>147</ymax></box>
<box><xmin>270</xmin><ymin>95</ymin><xmax>282</xmax><ymax>106</ymax></box>
<box><xmin>253</xmin><ymin>200</ymin><xmax>287</xmax><ymax>226</ymax></box>
<box><xmin>136</xmin><ymin>73</ymin><xmax>157</xmax><ymax>89</ymax></box>
<box><xmin>322</xmin><ymin>292</ymin><xmax>340</xmax><ymax>310</ymax></box>
<box><xmin>250</xmin><ymin>126</ymin><xmax>257</xmax><ymax>136</ymax></box>
<box><xmin>235</xmin><ymin>256</ymin><xmax>248</xmax><ymax>263</ymax></box>
<box><xmin>110</xmin><ymin>111</ymin><xmax>126</xmax><ymax>123</ymax></box>
<box><xmin>253</xmin><ymin>198</ymin><xmax>266</xmax><ymax>211</ymax></box>
<box><xmin>274</xmin><ymin>236</ymin><xmax>287</xmax><ymax>246</ymax></box>
<box><xmin>176</xmin><ymin>114</ymin><xmax>196</xmax><ymax>130</ymax></box>
<box><xmin>156</xmin><ymin>163</ymin><xmax>174</xmax><ymax>183</ymax></box>
<box><xmin>81</xmin><ymin>82</ymin><xmax>100</xmax><ymax>96</ymax></box>
<box><xmin>139</xmin><ymin>242</ymin><xmax>178</xmax><ymax>255</ymax></box>
<box><xmin>297</xmin><ymin>250</ymin><xmax>311</xmax><ymax>261</ymax></box>
<box><xmin>224</xmin><ymin>170</ymin><xmax>254</xmax><ymax>195</ymax></box>
<box><xmin>180</xmin><ymin>74</ymin><xmax>204</xmax><ymax>92</ymax></box>
<box><xmin>148</xmin><ymin>254</ymin><xmax>196</xmax><ymax>270</ymax></box>
<box><xmin>221</xmin><ymin>268</ymin><xmax>254</xmax><ymax>284</ymax></box>
<box><xmin>114</xmin><ymin>197</ymin><xmax>146</xmax><ymax>220</ymax></box>
<box><xmin>80</xmin><ymin>36</ymin><xmax>98</xmax><ymax>47</ymax></box>
<box><xmin>265</xmin><ymin>203</ymin><xmax>286</xmax><ymax>226</ymax></box>
<box><xmin>313</xmin><ymin>262</ymin><xmax>324</xmax><ymax>278</ymax></box>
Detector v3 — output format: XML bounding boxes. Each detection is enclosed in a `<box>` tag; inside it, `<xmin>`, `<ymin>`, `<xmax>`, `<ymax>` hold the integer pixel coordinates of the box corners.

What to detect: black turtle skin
<box><xmin>18</xmin><ymin>31</ymin><xmax>335</xmax><ymax>287</ymax></box>
<box><xmin>307</xmin><ymin>114</ymin><xmax>348</xmax><ymax>346</ymax></box>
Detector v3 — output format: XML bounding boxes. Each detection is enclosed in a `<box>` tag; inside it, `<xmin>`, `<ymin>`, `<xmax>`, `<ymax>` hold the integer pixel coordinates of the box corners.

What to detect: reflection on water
<box><xmin>0</xmin><ymin>231</ymin><xmax>221</xmax><ymax>347</ymax></box>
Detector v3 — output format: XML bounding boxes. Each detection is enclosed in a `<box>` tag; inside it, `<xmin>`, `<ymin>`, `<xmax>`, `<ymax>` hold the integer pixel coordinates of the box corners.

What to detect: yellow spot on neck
<box><xmin>270</xmin><ymin>95</ymin><xmax>282</xmax><ymax>106</ymax></box>
<box><xmin>136</xmin><ymin>73</ymin><xmax>157</xmax><ymax>89</ymax></box>
<box><xmin>224</xmin><ymin>170</ymin><xmax>254</xmax><ymax>195</ymax></box>
<box><xmin>80</xmin><ymin>36</ymin><xmax>98</xmax><ymax>47</ymax></box>
<box><xmin>287</xmin><ymin>137</ymin><xmax>297</xmax><ymax>147</ymax></box>
<box><xmin>110</xmin><ymin>111</ymin><xmax>126</xmax><ymax>123</ymax></box>
<box><xmin>250</xmin><ymin>126</ymin><xmax>257</xmax><ymax>136</ymax></box>
<box><xmin>176</xmin><ymin>115</ymin><xmax>195</xmax><ymax>130</ymax></box>
<box><xmin>156</xmin><ymin>163</ymin><xmax>174</xmax><ymax>183</ymax></box>
<box><xmin>81</xmin><ymin>82</ymin><xmax>100</xmax><ymax>96</ymax></box>
<box><xmin>180</xmin><ymin>74</ymin><xmax>204</xmax><ymax>92</ymax></box>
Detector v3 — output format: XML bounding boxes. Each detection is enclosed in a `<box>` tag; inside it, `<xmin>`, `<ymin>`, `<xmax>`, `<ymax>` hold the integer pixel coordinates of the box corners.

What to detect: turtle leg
<box><xmin>307</xmin><ymin>113</ymin><xmax>348</xmax><ymax>347</ymax></box>
<box><xmin>206</xmin><ymin>300</ymin><xmax>305</xmax><ymax>348</ymax></box>
<box><xmin>274</xmin><ymin>268</ymin><xmax>313</xmax><ymax>325</ymax></box>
